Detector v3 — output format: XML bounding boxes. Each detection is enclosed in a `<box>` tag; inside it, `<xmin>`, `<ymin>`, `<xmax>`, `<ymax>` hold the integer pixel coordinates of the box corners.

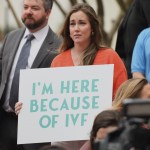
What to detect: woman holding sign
<box><xmin>50</xmin><ymin>3</ymin><xmax>127</xmax><ymax>150</ymax></box>
<box><xmin>51</xmin><ymin>3</ymin><xmax>127</xmax><ymax>99</ymax></box>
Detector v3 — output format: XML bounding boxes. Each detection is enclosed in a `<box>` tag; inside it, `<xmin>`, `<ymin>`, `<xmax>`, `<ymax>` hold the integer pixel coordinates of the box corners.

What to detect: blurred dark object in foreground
<box><xmin>94</xmin><ymin>99</ymin><xmax>150</xmax><ymax>150</ymax></box>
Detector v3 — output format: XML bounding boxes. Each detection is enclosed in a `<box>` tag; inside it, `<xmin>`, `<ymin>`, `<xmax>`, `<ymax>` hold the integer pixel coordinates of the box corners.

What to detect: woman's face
<box><xmin>140</xmin><ymin>84</ymin><xmax>150</xmax><ymax>99</ymax></box>
<box><xmin>69</xmin><ymin>10</ymin><xmax>92</xmax><ymax>47</ymax></box>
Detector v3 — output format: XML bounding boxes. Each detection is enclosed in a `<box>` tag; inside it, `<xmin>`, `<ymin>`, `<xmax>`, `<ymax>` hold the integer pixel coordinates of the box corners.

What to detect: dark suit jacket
<box><xmin>115</xmin><ymin>0</ymin><xmax>150</xmax><ymax>78</ymax></box>
<box><xmin>0</xmin><ymin>27</ymin><xmax>61</xmax><ymax>105</ymax></box>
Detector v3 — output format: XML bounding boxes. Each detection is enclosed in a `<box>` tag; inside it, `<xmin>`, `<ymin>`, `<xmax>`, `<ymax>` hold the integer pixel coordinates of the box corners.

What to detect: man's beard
<box><xmin>22</xmin><ymin>16</ymin><xmax>46</xmax><ymax>30</ymax></box>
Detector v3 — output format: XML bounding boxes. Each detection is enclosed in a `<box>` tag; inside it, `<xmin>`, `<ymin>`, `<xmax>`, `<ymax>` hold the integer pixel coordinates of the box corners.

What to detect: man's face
<box><xmin>21</xmin><ymin>0</ymin><xmax>50</xmax><ymax>32</ymax></box>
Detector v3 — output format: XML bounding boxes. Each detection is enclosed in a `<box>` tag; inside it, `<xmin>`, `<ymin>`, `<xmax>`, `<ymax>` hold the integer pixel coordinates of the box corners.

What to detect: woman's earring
<box><xmin>91</xmin><ymin>31</ymin><xmax>94</xmax><ymax>36</ymax></box>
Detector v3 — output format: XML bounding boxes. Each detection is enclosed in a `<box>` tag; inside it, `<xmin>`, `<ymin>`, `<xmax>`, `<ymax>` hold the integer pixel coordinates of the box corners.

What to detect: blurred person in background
<box><xmin>112</xmin><ymin>78</ymin><xmax>150</xmax><ymax>111</ymax></box>
<box><xmin>115</xmin><ymin>0</ymin><xmax>150</xmax><ymax>79</ymax></box>
<box><xmin>131</xmin><ymin>27</ymin><xmax>150</xmax><ymax>82</ymax></box>
<box><xmin>80</xmin><ymin>110</ymin><xmax>121</xmax><ymax>150</ymax></box>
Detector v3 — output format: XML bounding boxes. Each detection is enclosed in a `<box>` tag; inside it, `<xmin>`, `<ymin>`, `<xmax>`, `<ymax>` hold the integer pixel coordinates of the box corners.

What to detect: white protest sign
<box><xmin>17</xmin><ymin>64</ymin><xmax>114</xmax><ymax>144</ymax></box>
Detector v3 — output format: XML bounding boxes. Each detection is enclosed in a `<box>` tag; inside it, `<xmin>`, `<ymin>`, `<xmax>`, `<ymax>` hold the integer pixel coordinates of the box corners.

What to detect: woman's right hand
<box><xmin>15</xmin><ymin>102</ymin><xmax>23</xmax><ymax>115</ymax></box>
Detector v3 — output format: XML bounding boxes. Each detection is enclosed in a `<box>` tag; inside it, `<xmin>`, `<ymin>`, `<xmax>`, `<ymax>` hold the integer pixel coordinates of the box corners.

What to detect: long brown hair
<box><xmin>59</xmin><ymin>3</ymin><xmax>106</xmax><ymax>65</ymax></box>
<box><xmin>90</xmin><ymin>110</ymin><xmax>120</xmax><ymax>148</ymax></box>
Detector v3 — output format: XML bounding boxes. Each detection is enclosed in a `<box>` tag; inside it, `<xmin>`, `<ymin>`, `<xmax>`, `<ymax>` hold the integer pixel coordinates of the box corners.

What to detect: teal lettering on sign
<box><xmin>72</xmin><ymin>80</ymin><xmax>79</xmax><ymax>93</ymax></box>
<box><xmin>49</xmin><ymin>98</ymin><xmax>59</xmax><ymax>111</ymax></box>
<box><xmin>81</xmin><ymin>80</ymin><xmax>89</xmax><ymax>92</ymax></box>
<box><xmin>91</xmin><ymin>79</ymin><xmax>99</xmax><ymax>92</ymax></box>
<box><xmin>65</xmin><ymin>113</ymin><xmax>88</xmax><ymax>127</ymax></box>
<box><xmin>41</xmin><ymin>99</ymin><xmax>48</xmax><ymax>112</ymax></box>
<box><xmin>70</xmin><ymin>113</ymin><xmax>79</xmax><ymax>125</ymax></box>
<box><xmin>92</xmin><ymin>96</ymin><xmax>99</xmax><ymax>109</ymax></box>
<box><xmin>70</xmin><ymin>97</ymin><xmax>80</xmax><ymax>110</ymax></box>
<box><xmin>60</xmin><ymin>79</ymin><xmax>100</xmax><ymax>93</ymax></box>
<box><xmin>30</xmin><ymin>95</ymin><xmax>100</xmax><ymax>112</ymax></box>
<box><xmin>42</xmin><ymin>83</ymin><xmax>53</xmax><ymax>95</ymax></box>
<box><xmin>82</xmin><ymin>96</ymin><xmax>90</xmax><ymax>109</ymax></box>
<box><xmin>32</xmin><ymin>82</ymin><xmax>53</xmax><ymax>95</ymax></box>
<box><xmin>39</xmin><ymin>115</ymin><xmax>59</xmax><ymax>128</ymax></box>
<box><xmin>60</xmin><ymin>98</ymin><xmax>69</xmax><ymax>110</ymax></box>
<box><xmin>81</xmin><ymin>113</ymin><xmax>88</xmax><ymax>126</ymax></box>
<box><xmin>61</xmin><ymin>81</ymin><xmax>70</xmax><ymax>93</ymax></box>
<box><xmin>30</xmin><ymin>100</ymin><xmax>38</xmax><ymax>112</ymax></box>
<box><xmin>32</xmin><ymin>83</ymin><xmax>36</xmax><ymax>95</ymax></box>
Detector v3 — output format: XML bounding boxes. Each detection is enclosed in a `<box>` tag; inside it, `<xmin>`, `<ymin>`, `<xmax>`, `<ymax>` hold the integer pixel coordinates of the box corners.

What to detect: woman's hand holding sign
<box><xmin>15</xmin><ymin>102</ymin><xmax>23</xmax><ymax>115</ymax></box>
